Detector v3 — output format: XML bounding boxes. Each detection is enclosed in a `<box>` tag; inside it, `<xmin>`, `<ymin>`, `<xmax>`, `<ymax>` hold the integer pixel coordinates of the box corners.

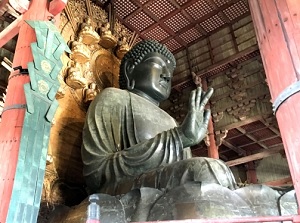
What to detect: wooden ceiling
<box><xmin>0</xmin><ymin>0</ymin><xmax>285</xmax><ymax>165</ymax></box>
<box><xmin>112</xmin><ymin>0</ymin><xmax>250</xmax><ymax>52</ymax></box>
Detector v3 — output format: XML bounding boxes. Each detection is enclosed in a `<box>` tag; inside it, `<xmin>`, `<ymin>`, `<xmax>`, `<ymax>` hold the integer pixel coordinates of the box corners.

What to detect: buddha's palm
<box><xmin>178</xmin><ymin>87</ymin><xmax>213</xmax><ymax>148</ymax></box>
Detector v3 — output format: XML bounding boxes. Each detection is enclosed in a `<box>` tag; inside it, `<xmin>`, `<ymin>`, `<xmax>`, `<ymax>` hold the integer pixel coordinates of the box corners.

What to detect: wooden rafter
<box><xmin>222</xmin><ymin>139</ymin><xmax>246</xmax><ymax>156</ymax></box>
<box><xmin>143</xmin><ymin>0</ymin><xmax>240</xmax><ymax>37</ymax></box>
<box><xmin>239</xmin><ymin>134</ymin><xmax>280</xmax><ymax>148</ymax></box>
<box><xmin>216</xmin><ymin>114</ymin><xmax>272</xmax><ymax>133</ymax></box>
<box><xmin>210</xmin><ymin>78</ymin><xmax>267</xmax><ymax>103</ymax></box>
<box><xmin>226</xmin><ymin>145</ymin><xmax>284</xmax><ymax>167</ymax></box>
<box><xmin>236</xmin><ymin>127</ymin><xmax>268</xmax><ymax>150</ymax></box>
<box><xmin>264</xmin><ymin>177</ymin><xmax>292</xmax><ymax>187</ymax></box>
<box><xmin>260</xmin><ymin>118</ymin><xmax>281</xmax><ymax>136</ymax></box>
<box><xmin>191</xmin><ymin>146</ymin><xmax>229</xmax><ymax>161</ymax></box>
<box><xmin>172</xmin><ymin>45</ymin><xmax>259</xmax><ymax>89</ymax></box>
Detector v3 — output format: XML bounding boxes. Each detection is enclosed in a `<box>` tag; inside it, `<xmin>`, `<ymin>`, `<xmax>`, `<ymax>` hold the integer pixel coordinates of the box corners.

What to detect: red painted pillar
<box><xmin>202</xmin><ymin>79</ymin><xmax>219</xmax><ymax>159</ymax></box>
<box><xmin>207</xmin><ymin>119</ymin><xmax>219</xmax><ymax>159</ymax></box>
<box><xmin>0</xmin><ymin>0</ymin><xmax>52</xmax><ymax>221</ymax></box>
<box><xmin>249</xmin><ymin>0</ymin><xmax>300</xmax><ymax>213</ymax></box>
<box><xmin>246</xmin><ymin>161</ymin><xmax>258</xmax><ymax>184</ymax></box>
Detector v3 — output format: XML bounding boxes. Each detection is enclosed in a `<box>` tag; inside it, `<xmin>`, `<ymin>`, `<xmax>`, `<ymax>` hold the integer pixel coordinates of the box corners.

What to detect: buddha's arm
<box><xmin>113</xmin><ymin>127</ymin><xmax>185</xmax><ymax>177</ymax></box>
<box><xmin>82</xmin><ymin>117</ymin><xmax>186</xmax><ymax>192</ymax></box>
<box><xmin>82</xmin><ymin>88</ymin><xmax>187</xmax><ymax>189</ymax></box>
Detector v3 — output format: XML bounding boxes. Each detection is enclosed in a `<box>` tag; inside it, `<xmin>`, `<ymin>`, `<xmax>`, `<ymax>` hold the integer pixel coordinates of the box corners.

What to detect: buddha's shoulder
<box><xmin>95</xmin><ymin>87</ymin><xmax>130</xmax><ymax>102</ymax></box>
<box><xmin>97</xmin><ymin>87</ymin><xmax>129</xmax><ymax>99</ymax></box>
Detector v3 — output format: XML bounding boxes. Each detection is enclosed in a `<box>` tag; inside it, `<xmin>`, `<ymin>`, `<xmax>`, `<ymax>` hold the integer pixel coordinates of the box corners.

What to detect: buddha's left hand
<box><xmin>177</xmin><ymin>87</ymin><xmax>213</xmax><ymax>148</ymax></box>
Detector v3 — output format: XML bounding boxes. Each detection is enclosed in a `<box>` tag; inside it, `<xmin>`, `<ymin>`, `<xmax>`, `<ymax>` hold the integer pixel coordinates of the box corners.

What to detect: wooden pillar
<box><xmin>207</xmin><ymin>118</ymin><xmax>219</xmax><ymax>159</ymax></box>
<box><xmin>0</xmin><ymin>0</ymin><xmax>51</xmax><ymax>221</ymax></box>
<box><xmin>246</xmin><ymin>161</ymin><xmax>258</xmax><ymax>184</ymax></box>
<box><xmin>202</xmin><ymin>79</ymin><xmax>219</xmax><ymax>159</ymax></box>
<box><xmin>249</xmin><ymin>0</ymin><xmax>300</xmax><ymax>213</ymax></box>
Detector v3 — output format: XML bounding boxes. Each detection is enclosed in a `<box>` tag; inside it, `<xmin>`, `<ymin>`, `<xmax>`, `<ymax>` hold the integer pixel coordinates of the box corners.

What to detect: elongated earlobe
<box><xmin>126</xmin><ymin>76</ymin><xmax>135</xmax><ymax>90</ymax></box>
<box><xmin>124</xmin><ymin>60</ymin><xmax>135</xmax><ymax>91</ymax></box>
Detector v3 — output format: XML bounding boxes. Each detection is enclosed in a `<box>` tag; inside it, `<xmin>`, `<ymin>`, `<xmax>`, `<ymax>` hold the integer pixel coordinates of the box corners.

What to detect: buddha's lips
<box><xmin>159</xmin><ymin>80</ymin><xmax>169</xmax><ymax>89</ymax></box>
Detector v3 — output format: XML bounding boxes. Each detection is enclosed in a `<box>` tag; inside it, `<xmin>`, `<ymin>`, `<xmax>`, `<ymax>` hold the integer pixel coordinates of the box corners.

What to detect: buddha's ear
<box><xmin>123</xmin><ymin>59</ymin><xmax>135</xmax><ymax>90</ymax></box>
<box><xmin>124</xmin><ymin>59</ymin><xmax>135</xmax><ymax>77</ymax></box>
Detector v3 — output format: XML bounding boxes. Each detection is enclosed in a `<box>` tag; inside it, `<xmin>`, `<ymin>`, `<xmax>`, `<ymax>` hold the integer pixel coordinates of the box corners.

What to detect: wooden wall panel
<box><xmin>256</xmin><ymin>153</ymin><xmax>290</xmax><ymax>184</ymax></box>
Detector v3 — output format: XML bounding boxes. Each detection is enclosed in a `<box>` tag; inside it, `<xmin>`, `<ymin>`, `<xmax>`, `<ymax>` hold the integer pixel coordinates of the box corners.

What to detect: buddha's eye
<box><xmin>151</xmin><ymin>62</ymin><xmax>162</xmax><ymax>69</ymax></box>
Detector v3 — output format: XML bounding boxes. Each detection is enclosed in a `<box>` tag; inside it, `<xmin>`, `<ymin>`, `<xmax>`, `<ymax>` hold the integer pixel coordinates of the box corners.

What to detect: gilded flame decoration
<box><xmin>57</xmin><ymin>0</ymin><xmax>138</xmax><ymax>109</ymax></box>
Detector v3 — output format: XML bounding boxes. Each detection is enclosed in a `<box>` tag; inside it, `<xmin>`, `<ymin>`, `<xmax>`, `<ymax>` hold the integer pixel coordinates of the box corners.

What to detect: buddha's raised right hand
<box><xmin>178</xmin><ymin>87</ymin><xmax>213</xmax><ymax>148</ymax></box>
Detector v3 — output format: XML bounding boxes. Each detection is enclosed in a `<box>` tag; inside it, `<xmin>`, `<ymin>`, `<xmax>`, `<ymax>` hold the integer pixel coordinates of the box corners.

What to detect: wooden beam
<box><xmin>226</xmin><ymin>145</ymin><xmax>283</xmax><ymax>167</ymax></box>
<box><xmin>140</xmin><ymin>0</ymin><xmax>200</xmax><ymax>34</ymax></box>
<box><xmin>239</xmin><ymin>135</ymin><xmax>279</xmax><ymax>148</ymax></box>
<box><xmin>186</xmin><ymin>47</ymin><xmax>192</xmax><ymax>75</ymax></box>
<box><xmin>264</xmin><ymin>177</ymin><xmax>293</xmax><ymax>187</ymax></box>
<box><xmin>219</xmin><ymin>154</ymin><xmax>228</xmax><ymax>161</ymax></box>
<box><xmin>227</xmin><ymin>125</ymin><xmax>267</xmax><ymax>140</ymax></box>
<box><xmin>209</xmin><ymin>67</ymin><xmax>263</xmax><ymax>96</ymax></box>
<box><xmin>222</xmin><ymin>139</ymin><xmax>246</xmax><ymax>156</ymax></box>
<box><xmin>236</xmin><ymin>127</ymin><xmax>269</xmax><ymax>150</ymax></box>
<box><xmin>215</xmin><ymin>114</ymin><xmax>270</xmax><ymax>132</ymax></box>
<box><xmin>172</xmin><ymin>46</ymin><xmax>259</xmax><ymax>89</ymax></box>
<box><xmin>210</xmin><ymin>80</ymin><xmax>268</xmax><ymax>105</ymax></box>
<box><xmin>246</xmin><ymin>159</ymin><xmax>258</xmax><ymax>184</ymax></box>
<box><xmin>0</xmin><ymin>15</ymin><xmax>23</xmax><ymax>48</ymax></box>
<box><xmin>260</xmin><ymin>118</ymin><xmax>281</xmax><ymax>136</ymax></box>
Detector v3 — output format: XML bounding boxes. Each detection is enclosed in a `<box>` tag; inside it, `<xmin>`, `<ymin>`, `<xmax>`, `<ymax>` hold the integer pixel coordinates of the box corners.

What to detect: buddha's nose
<box><xmin>161</xmin><ymin>67</ymin><xmax>171</xmax><ymax>82</ymax></box>
<box><xmin>160</xmin><ymin>73</ymin><xmax>171</xmax><ymax>82</ymax></box>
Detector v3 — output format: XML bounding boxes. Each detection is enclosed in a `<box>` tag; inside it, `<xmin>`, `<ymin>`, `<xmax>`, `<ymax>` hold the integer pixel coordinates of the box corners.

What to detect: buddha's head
<box><xmin>119</xmin><ymin>40</ymin><xmax>176</xmax><ymax>104</ymax></box>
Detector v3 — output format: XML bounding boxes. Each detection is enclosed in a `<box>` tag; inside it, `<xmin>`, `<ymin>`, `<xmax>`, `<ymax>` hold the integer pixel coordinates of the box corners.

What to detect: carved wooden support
<box><xmin>215</xmin><ymin>129</ymin><xmax>228</xmax><ymax>146</ymax></box>
<box><xmin>212</xmin><ymin>111</ymin><xmax>223</xmax><ymax>122</ymax></box>
<box><xmin>204</xmin><ymin>132</ymin><xmax>210</xmax><ymax>146</ymax></box>
<box><xmin>226</xmin><ymin>67</ymin><xmax>248</xmax><ymax>102</ymax></box>
<box><xmin>226</xmin><ymin>99</ymin><xmax>256</xmax><ymax>121</ymax></box>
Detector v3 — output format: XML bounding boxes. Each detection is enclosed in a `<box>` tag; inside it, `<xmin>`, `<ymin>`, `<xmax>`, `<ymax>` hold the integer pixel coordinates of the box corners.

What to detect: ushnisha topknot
<box><xmin>119</xmin><ymin>39</ymin><xmax>176</xmax><ymax>89</ymax></box>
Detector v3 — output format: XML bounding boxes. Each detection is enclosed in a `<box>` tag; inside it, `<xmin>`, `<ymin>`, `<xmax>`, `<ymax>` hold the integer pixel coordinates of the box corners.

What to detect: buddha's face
<box><xmin>129</xmin><ymin>52</ymin><xmax>174</xmax><ymax>103</ymax></box>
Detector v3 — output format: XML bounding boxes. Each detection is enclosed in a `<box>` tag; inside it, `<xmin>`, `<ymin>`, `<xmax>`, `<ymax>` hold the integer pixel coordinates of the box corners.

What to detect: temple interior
<box><xmin>0</xmin><ymin>0</ymin><xmax>298</xmax><ymax>222</ymax></box>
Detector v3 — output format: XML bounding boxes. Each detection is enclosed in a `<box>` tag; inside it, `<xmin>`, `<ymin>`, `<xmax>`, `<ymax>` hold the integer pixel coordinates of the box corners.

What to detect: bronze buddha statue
<box><xmin>51</xmin><ymin>40</ymin><xmax>297</xmax><ymax>222</ymax></box>
<box><xmin>81</xmin><ymin>40</ymin><xmax>236</xmax><ymax>195</ymax></box>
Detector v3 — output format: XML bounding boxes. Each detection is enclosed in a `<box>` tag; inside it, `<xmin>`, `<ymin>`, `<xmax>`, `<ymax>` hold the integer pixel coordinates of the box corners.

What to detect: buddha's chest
<box><xmin>131</xmin><ymin>97</ymin><xmax>177</xmax><ymax>142</ymax></box>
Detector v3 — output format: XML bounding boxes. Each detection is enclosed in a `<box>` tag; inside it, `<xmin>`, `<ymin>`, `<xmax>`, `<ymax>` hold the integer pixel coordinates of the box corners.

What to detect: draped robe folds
<box><xmin>82</xmin><ymin>88</ymin><xmax>236</xmax><ymax>195</ymax></box>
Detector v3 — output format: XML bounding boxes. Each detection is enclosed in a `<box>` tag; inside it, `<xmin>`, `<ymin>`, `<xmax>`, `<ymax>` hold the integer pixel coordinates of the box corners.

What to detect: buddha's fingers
<box><xmin>202</xmin><ymin>109</ymin><xmax>211</xmax><ymax>129</ymax></box>
<box><xmin>189</xmin><ymin>89</ymin><xmax>196</xmax><ymax>110</ymax></box>
<box><xmin>195</xmin><ymin>87</ymin><xmax>202</xmax><ymax>109</ymax></box>
<box><xmin>199</xmin><ymin>88</ymin><xmax>214</xmax><ymax>111</ymax></box>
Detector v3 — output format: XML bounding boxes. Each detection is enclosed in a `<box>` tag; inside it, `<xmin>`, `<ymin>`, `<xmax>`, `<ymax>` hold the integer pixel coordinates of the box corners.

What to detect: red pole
<box><xmin>249</xmin><ymin>0</ymin><xmax>300</xmax><ymax>214</ymax></box>
<box><xmin>202</xmin><ymin>79</ymin><xmax>219</xmax><ymax>159</ymax></box>
<box><xmin>246</xmin><ymin>161</ymin><xmax>258</xmax><ymax>184</ymax></box>
<box><xmin>0</xmin><ymin>0</ymin><xmax>52</xmax><ymax>221</ymax></box>
<box><xmin>207</xmin><ymin>118</ymin><xmax>219</xmax><ymax>159</ymax></box>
